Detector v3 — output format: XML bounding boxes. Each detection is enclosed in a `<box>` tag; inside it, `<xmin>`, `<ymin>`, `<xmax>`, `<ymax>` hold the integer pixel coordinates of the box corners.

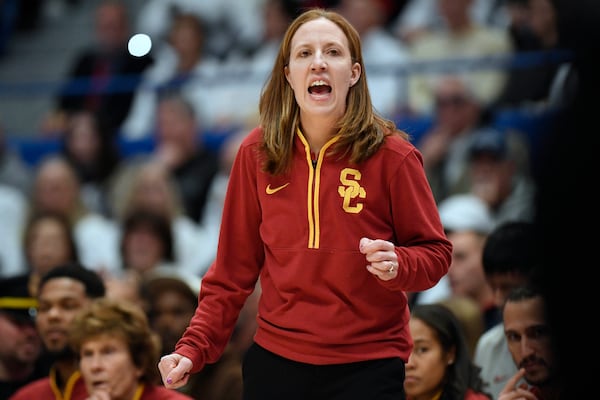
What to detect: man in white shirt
<box><xmin>473</xmin><ymin>221</ymin><xmax>537</xmax><ymax>398</ymax></box>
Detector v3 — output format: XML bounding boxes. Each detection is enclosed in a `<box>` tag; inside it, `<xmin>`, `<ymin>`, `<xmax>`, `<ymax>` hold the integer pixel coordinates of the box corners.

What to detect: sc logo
<box><xmin>338</xmin><ymin>168</ymin><xmax>365</xmax><ymax>213</ymax></box>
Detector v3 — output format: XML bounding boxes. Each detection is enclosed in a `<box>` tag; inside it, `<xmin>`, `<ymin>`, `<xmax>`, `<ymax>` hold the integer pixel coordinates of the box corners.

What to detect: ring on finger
<box><xmin>388</xmin><ymin>262</ymin><xmax>395</xmax><ymax>273</ymax></box>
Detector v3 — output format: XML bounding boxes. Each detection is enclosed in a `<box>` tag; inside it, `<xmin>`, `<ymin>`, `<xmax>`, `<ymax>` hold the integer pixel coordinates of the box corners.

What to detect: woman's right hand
<box><xmin>158</xmin><ymin>353</ymin><xmax>193</xmax><ymax>389</ymax></box>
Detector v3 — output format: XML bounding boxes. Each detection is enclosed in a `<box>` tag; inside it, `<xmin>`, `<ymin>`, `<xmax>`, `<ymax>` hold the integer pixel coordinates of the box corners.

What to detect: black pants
<box><xmin>242</xmin><ymin>343</ymin><xmax>406</xmax><ymax>400</ymax></box>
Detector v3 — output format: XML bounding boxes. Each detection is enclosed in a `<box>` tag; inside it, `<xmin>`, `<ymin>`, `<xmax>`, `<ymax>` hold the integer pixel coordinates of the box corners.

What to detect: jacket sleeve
<box><xmin>174</xmin><ymin>132</ymin><xmax>263</xmax><ymax>373</ymax></box>
<box><xmin>385</xmin><ymin>147</ymin><xmax>452</xmax><ymax>292</ymax></box>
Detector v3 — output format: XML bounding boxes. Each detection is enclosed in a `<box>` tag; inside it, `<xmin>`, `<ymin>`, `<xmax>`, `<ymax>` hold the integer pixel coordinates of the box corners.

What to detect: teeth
<box><xmin>310</xmin><ymin>80</ymin><xmax>327</xmax><ymax>87</ymax></box>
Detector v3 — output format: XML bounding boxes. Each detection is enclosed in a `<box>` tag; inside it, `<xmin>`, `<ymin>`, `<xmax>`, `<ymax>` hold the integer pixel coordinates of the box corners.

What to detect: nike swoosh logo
<box><xmin>266</xmin><ymin>183</ymin><xmax>290</xmax><ymax>194</ymax></box>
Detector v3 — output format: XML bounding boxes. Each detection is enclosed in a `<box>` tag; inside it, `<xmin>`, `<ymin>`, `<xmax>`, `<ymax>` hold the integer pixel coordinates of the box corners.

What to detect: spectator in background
<box><xmin>135</xmin><ymin>0</ymin><xmax>264</xmax><ymax>62</ymax></box>
<box><xmin>416</xmin><ymin>74</ymin><xmax>496</xmax><ymax>203</ymax></box>
<box><xmin>214</xmin><ymin>0</ymin><xmax>303</xmax><ymax>130</ymax></box>
<box><xmin>102</xmin><ymin>270</ymin><xmax>145</xmax><ymax>309</ymax></box>
<box><xmin>336</xmin><ymin>0</ymin><xmax>411</xmax><ymax>118</ymax></box>
<box><xmin>232</xmin><ymin>0</ymin><xmax>301</xmax><ymax>78</ymax></box>
<box><xmin>197</xmin><ymin>128</ymin><xmax>248</xmax><ymax>263</ymax></box>
<box><xmin>0</xmin><ymin>184</ymin><xmax>27</xmax><ymax>277</ymax></box>
<box><xmin>120</xmin><ymin>12</ymin><xmax>221</xmax><ymax>140</ymax></box>
<box><xmin>9</xmin><ymin>263</ymin><xmax>106</xmax><ymax>400</ymax></box>
<box><xmin>141</xmin><ymin>268</ymin><xmax>201</xmax><ymax>358</ymax></box>
<box><xmin>141</xmin><ymin>268</ymin><xmax>238</xmax><ymax>400</ymax></box>
<box><xmin>391</xmin><ymin>0</ymin><xmax>510</xmax><ymax>45</ymax></box>
<box><xmin>436</xmin><ymin>296</ymin><xmax>484</xmax><ymax>359</ymax></box>
<box><xmin>409</xmin><ymin>193</ymin><xmax>492</xmax><ymax>307</ymax></box>
<box><xmin>61</xmin><ymin>110</ymin><xmax>121</xmax><ymax>217</ymax></box>
<box><xmin>493</xmin><ymin>0</ymin><xmax>577</xmax><ymax>111</ymax></box>
<box><xmin>110</xmin><ymin>160</ymin><xmax>216</xmax><ymax>277</ymax></box>
<box><xmin>102</xmin><ymin>209</ymin><xmax>177</xmax><ymax>308</ymax></box>
<box><xmin>498</xmin><ymin>285</ymin><xmax>562</xmax><ymax>399</ymax></box>
<box><xmin>0</xmin><ymin>275</ymin><xmax>47</xmax><ymax>398</ymax></box>
<box><xmin>412</xmin><ymin>194</ymin><xmax>500</xmax><ymax>333</ymax></box>
<box><xmin>466</xmin><ymin>128</ymin><xmax>536</xmax><ymax>226</ymax></box>
<box><xmin>39</xmin><ymin>0</ymin><xmax>153</xmax><ymax>137</ymax></box>
<box><xmin>132</xmin><ymin>92</ymin><xmax>220</xmax><ymax>224</ymax></box>
<box><xmin>141</xmin><ymin>267</ymin><xmax>258</xmax><ymax>400</ymax></box>
<box><xmin>406</xmin><ymin>0</ymin><xmax>512</xmax><ymax>115</ymax></box>
<box><xmin>119</xmin><ymin>209</ymin><xmax>176</xmax><ymax>275</ymax></box>
<box><xmin>404</xmin><ymin>303</ymin><xmax>491</xmax><ymax>400</ymax></box>
<box><xmin>21</xmin><ymin>210</ymin><xmax>79</xmax><ymax>297</ymax></box>
<box><xmin>29</xmin><ymin>155</ymin><xmax>120</xmax><ymax>276</ymax></box>
<box><xmin>68</xmin><ymin>297</ymin><xmax>193</xmax><ymax>399</ymax></box>
<box><xmin>474</xmin><ymin>221</ymin><xmax>538</xmax><ymax>399</ymax></box>
<box><xmin>0</xmin><ymin>120</ymin><xmax>33</xmax><ymax>196</ymax></box>
<box><xmin>441</xmin><ymin>194</ymin><xmax>500</xmax><ymax>332</ymax></box>
<box><xmin>185</xmin><ymin>284</ymin><xmax>261</xmax><ymax>400</ymax></box>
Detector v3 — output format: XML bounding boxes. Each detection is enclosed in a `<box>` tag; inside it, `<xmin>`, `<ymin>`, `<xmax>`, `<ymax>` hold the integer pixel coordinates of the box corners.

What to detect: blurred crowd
<box><xmin>0</xmin><ymin>0</ymin><xmax>571</xmax><ymax>276</ymax></box>
<box><xmin>0</xmin><ymin>0</ymin><xmax>590</xmax><ymax>398</ymax></box>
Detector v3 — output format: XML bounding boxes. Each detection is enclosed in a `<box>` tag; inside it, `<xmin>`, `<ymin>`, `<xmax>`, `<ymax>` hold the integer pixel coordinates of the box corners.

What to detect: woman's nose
<box><xmin>311</xmin><ymin>52</ymin><xmax>326</xmax><ymax>70</ymax></box>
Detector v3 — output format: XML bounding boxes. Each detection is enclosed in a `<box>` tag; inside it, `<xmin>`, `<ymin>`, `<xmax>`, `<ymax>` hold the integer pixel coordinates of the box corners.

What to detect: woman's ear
<box><xmin>284</xmin><ymin>65</ymin><xmax>291</xmax><ymax>85</ymax></box>
<box><xmin>446</xmin><ymin>346</ymin><xmax>457</xmax><ymax>365</ymax></box>
<box><xmin>350</xmin><ymin>62</ymin><xmax>361</xmax><ymax>87</ymax></box>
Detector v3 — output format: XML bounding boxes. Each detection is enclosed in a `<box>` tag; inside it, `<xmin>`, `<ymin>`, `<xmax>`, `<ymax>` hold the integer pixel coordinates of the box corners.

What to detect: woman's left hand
<box><xmin>359</xmin><ymin>237</ymin><xmax>399</xmax><ymax>281</ymax></box>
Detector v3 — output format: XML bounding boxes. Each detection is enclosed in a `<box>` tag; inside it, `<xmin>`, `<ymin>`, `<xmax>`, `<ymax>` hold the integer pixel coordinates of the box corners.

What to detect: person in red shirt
<box><xmin>405</xmin><ymin>304</ymin><xmax>492</xmax><ymax>400</ymax></box>
<box><xmin>0</xmin><ymin>275</ymin><xmax>46</xmax><ymax>399</ymax></box>
<box><xmin>9</xmin><ymin>263</ymin><xmax>105</xmax><ymax>400</ymax></box>
<box><xmin>159</xmin><ymin>8</ymin><xmax>451</xmax><ymax>399</ymax></box>
<box><xmin>68</xmin><ymin>297</ymin><xmax>193</xmax><ymax>400</ymax></box>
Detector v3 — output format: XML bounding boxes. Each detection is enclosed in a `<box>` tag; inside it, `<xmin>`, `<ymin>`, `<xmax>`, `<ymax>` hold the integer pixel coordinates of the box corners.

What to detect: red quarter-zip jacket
<box><xmin>176</xmin><ymin>126</ymin><xmax>451</xmax><ymax>371</ymax></box>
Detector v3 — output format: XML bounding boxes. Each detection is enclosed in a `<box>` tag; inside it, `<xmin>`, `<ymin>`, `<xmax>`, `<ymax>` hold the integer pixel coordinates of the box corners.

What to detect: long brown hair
<box><xmin>258</xmin><ymin>8</ymin><xmax>407</xmax><ymax>175</ymax></box>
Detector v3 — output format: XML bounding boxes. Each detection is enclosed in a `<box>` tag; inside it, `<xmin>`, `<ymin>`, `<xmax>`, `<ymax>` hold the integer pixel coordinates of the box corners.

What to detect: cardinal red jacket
<box><xmin>177</xmin><ymin>127</ymin><xmax>452</xmax><ymax>370</ymax></box>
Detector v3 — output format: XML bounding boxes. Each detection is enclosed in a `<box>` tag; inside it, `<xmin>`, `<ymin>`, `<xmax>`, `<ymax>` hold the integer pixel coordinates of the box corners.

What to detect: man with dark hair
<box><xmin>499</xmin><ymin>285</ymin><xmax>562</xmax><ymax>399</ymax></box>
<box><xmin>9</xmin><ymin>263</ymin><xmax>105</xmax><ymax>400</ymax></box>
<box><xmin>473</xmin><ymin>221</ymin><xmax>538</xmax><ymax>398</ymax></box>
<box><xmin>0</xmin><ymin>275</ymin><xmax>47</xmax><ymax>398</ymax></box>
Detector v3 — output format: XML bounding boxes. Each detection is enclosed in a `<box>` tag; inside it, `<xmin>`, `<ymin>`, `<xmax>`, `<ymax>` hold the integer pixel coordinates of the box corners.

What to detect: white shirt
<box><xmin>474</xmin><ymin>323</ymin><xmax>522</xmax><ymax>399</ymax></box>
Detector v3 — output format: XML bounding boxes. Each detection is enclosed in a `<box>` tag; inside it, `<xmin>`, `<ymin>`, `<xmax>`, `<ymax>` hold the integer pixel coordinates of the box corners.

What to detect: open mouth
<box><xmin>308</xmin><ymin>80</ymin><xmax>331</xmax><ymax>94</ymax></box>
